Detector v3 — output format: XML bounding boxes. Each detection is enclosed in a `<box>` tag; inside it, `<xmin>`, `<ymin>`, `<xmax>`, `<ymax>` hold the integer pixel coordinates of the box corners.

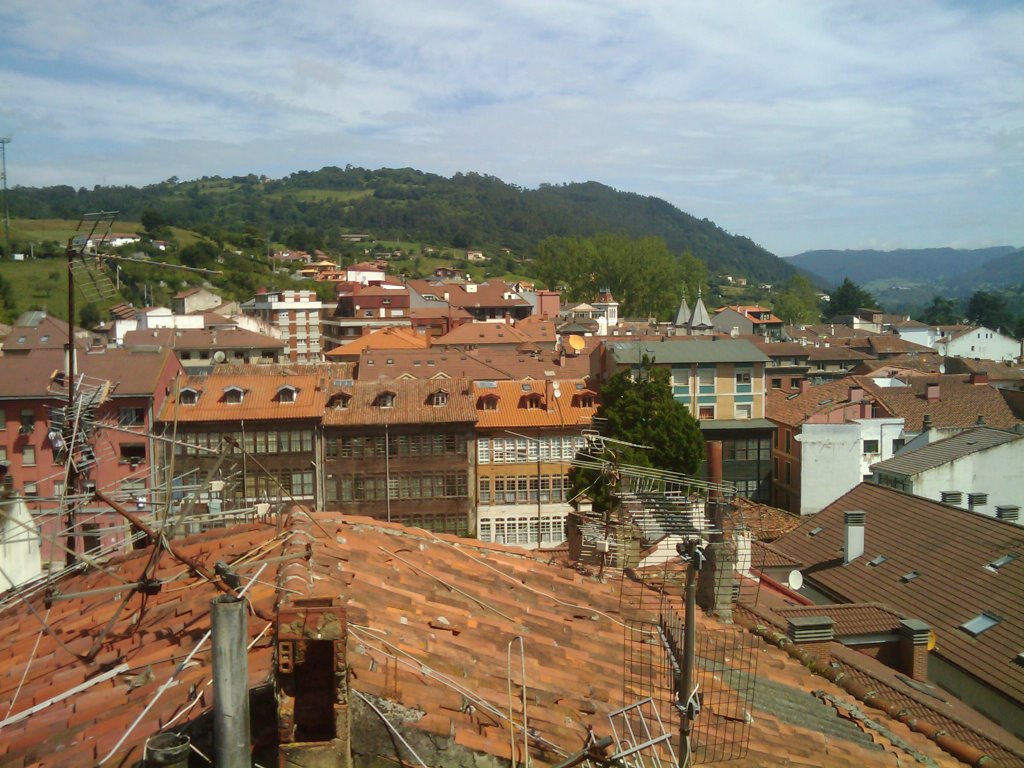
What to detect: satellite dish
<box><xmin>787</xmin><ymin>570</ymin><xmax>804</xmax><ymax>591</ymax></box>
<box><xmin>568</xmin><ymin>334</ymin><xmax>586</xmax><ymax>352</ymax></box>
<box><xmin>212</xmin><ymin>350</ymin><xmax>227</xmax><ymax>364</ymax></box>
<box><xmin>938</xmin><ymin>363</ymin><xmax>945</xmax><ymax>374</ymax></box>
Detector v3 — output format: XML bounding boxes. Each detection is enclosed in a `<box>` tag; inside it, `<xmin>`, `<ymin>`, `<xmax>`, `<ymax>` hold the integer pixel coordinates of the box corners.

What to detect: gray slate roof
<box><xmin>607</xmin><ymin>338</ymin><xmax>771</xmax><ymax>365</ymax></box>
<box><xmin>871</xmin><ymin>426</ymin><xmax>1023</xmax><ymax>477</ymax></box>
<box><xmin>674</xmin><ymin>296</ymin><xmax>691</xmax><ymax>327</ymax></box>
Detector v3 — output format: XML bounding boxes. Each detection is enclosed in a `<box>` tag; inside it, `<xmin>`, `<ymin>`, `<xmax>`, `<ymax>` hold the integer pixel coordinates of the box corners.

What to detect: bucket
<box><xmin>146</xmin><ymin>732</ymin><xmax>191</xmax><ymax>768</ymax></box>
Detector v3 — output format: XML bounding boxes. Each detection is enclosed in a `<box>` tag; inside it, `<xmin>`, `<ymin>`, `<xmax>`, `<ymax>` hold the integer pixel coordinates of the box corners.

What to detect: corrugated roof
<box><xmin>768</xmin><ymin>483</ymin><xmax>1024</xmax><ymax>708</ymax></box>
<box><xmin>607</xmin><ymin>338</ymin><xmax>771</xmax><ymax>365</ymax></box>
<box><xmin>871</xmin><ymin>426</ymin><xmax>1023</xmax><ymax>477</ymax></box>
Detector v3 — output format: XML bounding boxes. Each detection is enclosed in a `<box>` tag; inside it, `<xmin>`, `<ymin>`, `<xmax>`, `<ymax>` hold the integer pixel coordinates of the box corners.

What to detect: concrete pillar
<box><xmin>211</xmin><ymin>596</ymin><xmax>251</xmax><ymax>768</ymax></box>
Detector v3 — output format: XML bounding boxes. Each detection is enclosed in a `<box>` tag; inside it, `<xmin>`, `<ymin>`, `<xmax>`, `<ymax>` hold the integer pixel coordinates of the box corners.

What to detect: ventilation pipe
<box><xmin>211</xmin><ymin>596</ymin><xmax>251</xmax><ymax>768</ymax></box>
<box><xmin>844</xmin><ymin>510</ymin><xmax>866</xmax><ymax>564</ymax></box>
<box><xmin>996</xmin><ymin>505</ymin><xmax>1020</xmax><ymax>523</ymax></box>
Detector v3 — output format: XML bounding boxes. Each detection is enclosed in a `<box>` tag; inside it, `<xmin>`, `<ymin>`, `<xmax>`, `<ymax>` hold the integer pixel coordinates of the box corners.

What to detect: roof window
<box><xmin>868</xmin><ymin>555</ymin><xmax>888</xmax><ymax>567</ymax></box>
<box><xmin>984</xmin><ymin>553</ymin><xmax>1019</xmax><ymax>572</ymax></box>
<box><xmin>329</xmin><ymin>392</ymin><xmax>350</xmax><ymax>409</ymax></box>
<box><xmin>477</xmin><ymin>395</ymin><xmax>499</xmax><ymax>411</ymax></box>
<box><xmin>900</xmin><ymin>571</ymin><xmax>920</xmax><ymax>583</ymax></box>
<box><xmin>179</xmin><ymin>387</ymin><xmax>199</xmax><ymax>405</ymax></box>
<box><xmin>374</xmin><ymin>391</ymin><xmax>395</xmax><ymax>409</ymax></box>
<box><xmin>959</xmin><ymin>612</ymin><xmax>1002</xmax><ymax>637</ymax></box>
<box><xmin>430</xmin><ymin>390</ymin><xmax>448</xmax><ymax>407</ymax></box>
<box><xmin>808</xmin><ymin>526</ymin><xmax>823</xmax><ymax>536</ymax></box>
<box><xmin>276</xmin><ymin>385</ymin><xmax>298</xmax><ymax>403</ymax></box>
<box><xmin>223</xmin><ymin>386</ymin><xmax>245</xmax><ymax>405</ymax></box>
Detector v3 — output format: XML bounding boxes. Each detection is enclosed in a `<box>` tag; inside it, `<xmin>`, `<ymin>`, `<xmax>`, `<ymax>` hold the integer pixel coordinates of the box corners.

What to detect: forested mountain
<box><xmin>8</xmin><ymin>166</ymin><xmax>796</xmax><ymax>283</ymax></box>
<box><xmin>786</xmin><ymin>246</ymin><xmax>1017</xmax><ymax>286</ymax></box>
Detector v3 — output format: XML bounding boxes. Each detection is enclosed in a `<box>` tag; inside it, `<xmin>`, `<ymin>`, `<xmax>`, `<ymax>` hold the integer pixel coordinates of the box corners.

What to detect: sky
<box><xmin>1</xmin><ymin>1</ymin><xmax>1022</xmax><ymax>257</ymax></box>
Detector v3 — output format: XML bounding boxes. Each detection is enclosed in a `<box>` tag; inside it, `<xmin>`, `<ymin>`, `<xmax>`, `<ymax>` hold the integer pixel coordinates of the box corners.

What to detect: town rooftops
<box><xmin>717</xmin><ymin>305</ymin><xmax>784</xmax><ymax>324</ymax></box>
<box><xmin>122</xmin><ymin>325</ymin><xmax>284</xmax><ymax>351</ymax></box>
<box><xmin>870</xmin><ymin>426</ymin><xmax>1024</xmax><ymax>478</ymax></box>
<box><xmin>357</xmin><ymin>347</ymin><xmax>592</xmax><ymax>382</ymax></box>
<box><xmin>433</xmin><ymin>321</ymin><xmax>539</xmax><ymax>347</ymax></box>
<box><xmin>472</xmin><ymin>378</ymin><xmax>598</xmax><ymax>429</ymax></box>
<box><xmin>1</xmin><ymin>313</ymin><xmax>86</xmax><ymax>353</ymax></box>
<box><xmin>862</xmin><ymin>373</ymin><xmax>1020</xmax><ymax>432</ymax></box>
<box><xmin>322</xmin><ymin>377</ymin><xmax>476</xmax><ymax>426</ymax></box>
<box><xmin>324</xmin><ymin>327</ymin><xmax>428</xmax><ymax>358</ymax></box>
<box><xmin>0</xmin><ymin>507</ymin><xmax>967</xmax><ymax>767</ymax></box>
<box><xmin>0</xmin><ymin>347</ymin><xmax>180</xmax><ymax>399</ymax></box>
<box><xmin>768</xmin><ymin>482</ymin><xmax>1024</xmax><ymax>712</ymax></box>
<box><xmin>606</xmin><ymin>338</ymin><xmax>771</xmax><ymax>365</ymax></box>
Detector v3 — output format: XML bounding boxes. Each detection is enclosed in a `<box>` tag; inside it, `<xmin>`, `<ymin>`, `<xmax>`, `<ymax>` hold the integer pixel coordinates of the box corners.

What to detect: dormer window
<box><xmin>179</xmin><ymin>388</ymin><xmax>199</xmax><ymax>405</ymax></box>
<box><xmin>478</xmin><ymin>395</ymin><xmax>499</xmax><ymax>411</ymax></box>
<box><xmin>521</xmin><ymin>393</ymin><xmax>544</xmax><ymax>410</ymax></box>
<box><xmin>223</xmin><ymin>386</ymin><xmax>246</xmax><ymax>405</ymax></box>
<box><xmin>573</xmin><ymin>393</ymin><xmax>595</xmax><ymax>408</ymax></box>
<box><xmin>430</xmin><ymin>390</ymin><xmax>449</xmax><ymax>407</ymax></box>
<box><xmin>276</xmin><ymin>385</ymin><xmax>298</xmax><ymax>404</ymax></box>
<box><xmin>375</xmin><ymin>391</ymin><xmax>396</xmax><ymax>409</ymax></box>
<box><xmin>328</xmin><ymin>392</ymin><xmax>351</xmax><ymax>409</ymax></box>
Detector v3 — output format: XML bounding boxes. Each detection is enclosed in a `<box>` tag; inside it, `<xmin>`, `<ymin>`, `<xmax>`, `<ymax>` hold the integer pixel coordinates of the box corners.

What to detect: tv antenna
<box><xmin>1</xmin><ymin>137</ymin><xmax>10</xmax><ymax>256</ymax></box>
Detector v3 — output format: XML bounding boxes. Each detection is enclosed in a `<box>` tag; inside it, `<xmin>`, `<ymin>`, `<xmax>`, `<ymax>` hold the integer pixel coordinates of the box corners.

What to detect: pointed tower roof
<box><xmin>689</xmin><ymin>289</ymin><xmax>712</xmax><ymax>330</ymax></box>
<box><xmin>674</xmin><ymin>294</ymin><xmax>691</xmax><ymax>328</ymax></box>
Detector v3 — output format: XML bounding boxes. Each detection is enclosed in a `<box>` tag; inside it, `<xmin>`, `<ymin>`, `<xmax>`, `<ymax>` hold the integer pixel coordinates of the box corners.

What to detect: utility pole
<box><xmin>0</xmin><ymin>137</ymin><xmax>10</xmax><ymax>256</ymax></box>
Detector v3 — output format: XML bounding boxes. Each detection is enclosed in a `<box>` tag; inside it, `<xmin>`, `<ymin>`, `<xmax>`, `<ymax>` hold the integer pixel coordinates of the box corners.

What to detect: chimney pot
<box><xmin>926</xmin><ymin>382</ymin><xmax>940</xmax><ymax>402</ymax></box>
<box><xmin>844</xmin><ymin>510</ymin><xmax>866</xmax><ymax>564</ymax></box>
<box><xmin>786</xmin><ymin>615</ymin><xmax>834</xmax><ymax>667</ymax></box>
<box><xmin>995</xmin><ymin>505</ymin><xmax>1020</xmax><ymax>522</ymax></box>
<box><xmin>899</xmin><ymin>618</ymin><xmax>931</xmax><ymax>681</ymax></box>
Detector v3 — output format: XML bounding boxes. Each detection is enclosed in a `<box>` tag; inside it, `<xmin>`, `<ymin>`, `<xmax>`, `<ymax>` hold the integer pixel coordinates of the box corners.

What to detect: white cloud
<box><xmin>0</xmin><ymin>0</ymin><xmax>1021</xmax><ymax>254</ymax></box>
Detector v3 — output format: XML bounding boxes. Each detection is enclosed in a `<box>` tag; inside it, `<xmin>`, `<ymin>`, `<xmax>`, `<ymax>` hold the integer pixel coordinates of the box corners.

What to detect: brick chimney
<box><xmin>899</xmin><ymin>619</ymin><xmax>931</xmax><ymax>681</ymax></box>
<box><xmin>969</xmin><ymin>372</ymin><xmax>989</xmax><ymax>385</ymax></box>
<box><xmin>787</xmin><ymin>615</ymin><xmax>834</xmax><ymax>667</ymax></box>
<box><xmin>925</xmin><ymin>382</ymin><xmax>940</xmax><ymax>402</ymax></box>
<box><xmin>799</xmin><ymin>379</ymin><xmax>812</xmax><ymax>394</ymax></box>
<box><xmin>848</xmin><ymin>385</ymin><xmax>864</xmax><ymax>402</ymax></box>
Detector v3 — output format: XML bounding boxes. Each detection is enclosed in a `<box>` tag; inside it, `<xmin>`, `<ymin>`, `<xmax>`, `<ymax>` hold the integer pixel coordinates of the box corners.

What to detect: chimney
<box><xmin>799</xmin><ymin>379</ymin><xmax>812</xmax><ymax>394</ymax></box>
<box><xmin>969</xmin><ymin>372</ymin><xmax>988</xmax><ymax>385</ymax></box>
<box><xmin>844</xmin><ymin>510</ymin><xmax>865</xmax><ymax>564</ymax></box>
<box><xmin>899</xmin><ymin>619</ymin><xmax>931</xmax><ymax>681</ymax></box>
<box><xmin>976</xmin><ymin>415</ymin><xmax>986</xmax><ymax>426</ymax></box>
<box><xmin>926</xmin><ymin>382</ymin><xmax>940</xmax><ymax>402</ymax></box>
<box><xmin>211</xmin><ymin>597</ymin><xmax>250</xmax><ymax>767</ymax></box>
<box><xmin>995</xmin><ymin>505</ymin><xmax>1020</xmax><ymax>523</ymax></box>
<box><xmin>787</xmin><ymin>615</ymin><xmax>834</xmax><ymax>667</ymax></box>
<box><xmin>923</xmin><ymin>414</ymin><xmax>933</xmax><ymax>430</ymax></box>
<box><xmin>706</xmin><ymin>440</ymin><xmax>724</xmax><ymax>497</ymax></box>
<box><xmin>848</xmin><ymin>385</ymin><xmax>864</xmax><ymax>402</ymax></box>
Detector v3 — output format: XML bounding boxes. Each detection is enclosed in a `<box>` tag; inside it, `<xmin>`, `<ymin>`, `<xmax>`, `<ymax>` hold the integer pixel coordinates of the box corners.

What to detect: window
<box><xmin>21</xmin><ymin>445</ymin><xmax>36</xmax><ymax>466</ymax></box>
<box><xmin>808</xmin><ymin>526</ymin><xmax>823</xmax><ymax>536</ymax></box>
<box><xmin>572</xmin><ymin>393</ymin><xmax>595</xmax><ymax>408</ymax></box>
<box><xmin>698</xmin><ymin>405</ymin><xmax>715</xmax><ymax>420</ymax></box>
<box><xmin>522</xmin><ymin>394</ymin><xmax>543</xmax><ymax>410</ymax></box>
<box><xmin>430</xmin><ymin>390</ymin><xmax>448</xmax><ymax>407</ymax></box>
<box><xmin>735</xmin><ymin>370</ymin><xmax>752</xmax><ymax>386</ymax></box>
<box><xmin>985</xmin><ymin>553</ymin><xmax>1019</xmax><ymax>572</ymax></box>
<box><xmin>868</xmin><ymin>555</ymin><xmax>888</xmax><ymax>567</ymax></box>
<box><xmin>19</xmin><ymin>409</ymin><xmax>34</xmax><ymax>434</ymax></box>
<box><xmin>959</xmin><ymin>612</ymin><xmax>1002</xmax><ymax>637</ymax></box>
<box><xmin>771</xmin><ymin>378</ymin><xmax>782</xmax><ymax>389</ymax></box>
<box><xmin>785</xmin><ymin>430</ymin><xmax>792</xmax><ymax>453</ymax></box>
<box><xmin>329</xmin><ymin>393</ymin><xmax>350</xmax><ymax>409</ymax></box>
<box><xmin>863</xmin><ymin>439</ymin><xmax>879</xmax><ymax>454</ymax></box>
<box><xmin>119</xmin><ymin>407</ymin><xmax>145</xmax><ymax>426</ymax></box>
<box><xmin>734</xmin><ymin>403</ymin><xmax>752</xmax><ymax>420</ymax></box>
<box><xmin>120</xmin><ymin>444</ymin><xmax>146</xmax><ymax>464</ymax></box>
<box><xmin>478</xmin><ymin>395</ymin><xmax>499</xmax><ymax>411</ymax></box>
<box><xmin>900</xmin><ymin>571</ymin><xmax>920</xmax><ymax>583</ymax></box>
<box><xmin>785</xmin><ymin>462</ymin><xmax>791</xmax><ymax>484</ymax></box>
<box><xmin>0</xmin><ymin>446</ymin><xmax>5</xmax><ymax>462</ymax></box>
<box><xmin>277</xmin><ymin>386</ymin><xmax>298</xmax><ymax>404</ymax></box>
<box><xmin>891</xmin><ymin>438</ymin><xmax>905</xmax><ymax>453</ymax></box>
<box><xmin>23</xmin><ymin>482</ymin><xmax>38</xmax><ymax>497</ymax></box>
<box><xmin>375</xmin><ymin>392</ymin><xmax>396</xmax><ymax>408</ymax></box>
<box><xmin>698</xmin><ymin>367</ymin><xmax>715</xmax><ymax>392</ymax></box>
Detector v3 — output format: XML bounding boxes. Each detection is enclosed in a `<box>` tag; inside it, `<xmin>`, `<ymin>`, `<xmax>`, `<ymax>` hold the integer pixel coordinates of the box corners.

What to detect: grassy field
<box><xmin>0</xmin><ymin>258</ymin><xmax>74</xmax><ymax>321</ymax></box>
<box><xmin>10</xmin><ymin>217</ymin><xmax>144</xmax><ymax>246</ymax></box>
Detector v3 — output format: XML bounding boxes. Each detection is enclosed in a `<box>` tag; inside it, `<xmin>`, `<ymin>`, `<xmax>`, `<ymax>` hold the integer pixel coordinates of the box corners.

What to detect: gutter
<box><xmin>734</xmin><ymin>614</ymin><xmax>995</xmax><ymax>767</ymax></box>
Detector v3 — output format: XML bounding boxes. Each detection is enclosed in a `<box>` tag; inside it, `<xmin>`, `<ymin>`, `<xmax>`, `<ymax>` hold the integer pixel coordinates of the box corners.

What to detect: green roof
<box><xmin>607</xmin><ymin>338</ymin><xmax>771</xmax><ymax>365</ymax></box>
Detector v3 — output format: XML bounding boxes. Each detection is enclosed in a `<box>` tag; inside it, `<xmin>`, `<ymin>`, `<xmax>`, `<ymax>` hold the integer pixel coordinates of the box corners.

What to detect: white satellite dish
<box><xmin>212</xmin><ymin>350</ymin><xmax>227</xmax><ymax>364</ymax></box>
<box><xmin>938</xmin><ymin>363</ymin><xmax>945</xmax><ymax>374</ymax></box>
<box><xmin>787</xmin><ymin>569</ymin><xmax>804</xmax><ymax>591</ymax></box>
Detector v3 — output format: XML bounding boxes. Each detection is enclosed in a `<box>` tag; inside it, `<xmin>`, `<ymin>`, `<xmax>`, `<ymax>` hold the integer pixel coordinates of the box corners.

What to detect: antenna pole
<box><xmin>64</xmin><ymin>233</ymin><xmax>78</xmax><ymax>567</ymax></box>
<box><xmin>0</xmin><ymin>137</ymin><xmax>10</xmax><ymax>256</ymax></box>
<box><xmin>680</xmin><ymin>538</ymin><xmax>703</xmax><ymax>766</ymax></box>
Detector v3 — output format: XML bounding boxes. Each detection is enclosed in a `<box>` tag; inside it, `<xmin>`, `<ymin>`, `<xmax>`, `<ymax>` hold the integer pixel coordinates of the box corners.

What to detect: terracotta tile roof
<box><xmin>728</xmin><ymin>498</ymin><xmax>803</xmax><ymax>542</ymax></box>
<box><xmin>406</xmin><ymin>305</ymin><xmax>474</xmax><ymax>321</ymax></box>
<box><xmin>512</xmin><ymin>315</ymin><xmax>559</xmax><ymax>342</ymax></box>
<box><xmin>473</xmin><ymin>379</ymin><xmax>598</xmax><ymax>429</ymax></box>
<box><xmin>870</xmin><ymin>425</ymin><xmax>1023</xmax><ymax>477</ymax></box>
<box><xmin>408</xmin><ymin>278</ymin><xmax>531</xmax><ymax>309</ymax></box>
<box><xmin>155</xmin><ymin>371</ymin><xmax>325</xmax><ymax>423</ymax></box>
<box><xmin>0</xmin><ymin>510</ymin><xmax>966</xmax><ymax>767</ymax></box>
<box><xmin>767</xmin><ymin>377</ymin><xmax>883</xmax><ymax>427</ymax></box>
<box><xmin>357</xmin><ymin>347</ymin><xmax>592</xmax><ymax>382</ymax></box>
<box><xmin>122</xmin><ymin>325</ymin><xmax>284</xmax><ymax>351</ymax></box>
<box><xmin>851</xmin><ymin>335</ymin><xmax>934</xmax><ymax>356</ymax></box>
<box><xmin>850</xmin><ymin>356</ymin><xmax>944</xmax><ymax>376</ymax></box>
<box><xmin>1</xmin><ymin>314</ymin><xmax>85</xmax><ymax>352</ymax></box>
<box><xmin>324</xmin><ymin>327</ymin><xmax>428</xmax><ymax>358</ymax></box>
<box><xmin>775</xmin><ymin>603</ymin><xmax>904</xmax><ymax>636</ymax></box>
<box><xmin>719</xmin><ymin>305</ymin><xmax>784</xmax><ymax>324</ymax></box>
<box><xmin>322</xmin><ymin>377</ymin><xmax>476</xmax><ymax>426</ymax></box>
<box><xmin>805</xmin><ymin>346</ymin><xmax>874</xmax><ymax>362</ymax></box>
<box><xmin>434</xmin><ymin>321</ymin><xmax>538</xmax><ymax>346</ymax></box>
<box><xmin>751</xmin><ymin>539</ymin><xmax>803</xmax><ymax>569</ymax></box>
<box><xmin>767</xmin><ymin>482</ymin><xmax>1024</xmax><ymax>710</ymax></box>
<box><xmin>861</xmin><ymin>373</ymin><xmax>1020</xmax><ymax>432</ymax></box>
<box><xmin>752</xmin><ymin>341</ymin><xmax>812</xmax><ymax>359</ymax></box>
<box><xmin>0</xmin><ymin>347</ymin><xmax>181</xmax><ymax>399</ymax></box>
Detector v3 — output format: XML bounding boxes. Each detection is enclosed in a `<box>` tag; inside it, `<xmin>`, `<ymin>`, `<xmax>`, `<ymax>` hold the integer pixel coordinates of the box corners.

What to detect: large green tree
<box><xmin>533</xmin><ymin>233</ymin><xmax>704</xmax><ymax>320</ymax></box>
<box><xmin>830</xmin><ymin>277</ymin><xmax>879</xmax><ymax>316</ymax></box>
<box><xmin>920</xmin><ymin>295</ymin><xmax>961</xmax><ymax>325</ymax></box>
<box><xmin>773</xmin><ymin>275</ymin><xmax>821</xmax><ymax>324</ymax></box>
<box><xmin>966</xmin><ymin>290</ymin><xmax>1014</xmax><ymax>333</ymax></box>
<box><xmin>570</xmin><ymin>359</ymin><xmax>705</xmax><ymax>511</ymax></box>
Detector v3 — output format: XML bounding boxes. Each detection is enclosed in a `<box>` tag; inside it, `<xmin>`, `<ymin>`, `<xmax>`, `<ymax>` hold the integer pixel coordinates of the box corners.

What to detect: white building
<box><xmin>936</xmin><ymin>326</ymin><xmax>1020</xmax><ymax>363</ymax></box>
<box><xmin>0</xmin><ymin>497</ymin><xmax>42</xmax><ymax>590</ymax></box>
<box><xmin>796</xmin><ymin>416</ymin><xmax>905</xmax><ymax>516</ymax></box>
<box><xmin>871</xmin><ymin>426</ymin><xmax>1024</xmax><ymax>522</ymax></box>
<box><xmin>241</xmin><ymin>289</ymin><xmax>323</xmax><ymax>363</ymax></box>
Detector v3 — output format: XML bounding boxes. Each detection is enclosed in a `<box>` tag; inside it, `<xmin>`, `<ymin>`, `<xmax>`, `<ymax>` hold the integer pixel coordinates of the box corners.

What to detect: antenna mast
<box><xmin>0</xmin><ymin>137</ymin><xmax>10</xmax><ymax>256</ymax></box>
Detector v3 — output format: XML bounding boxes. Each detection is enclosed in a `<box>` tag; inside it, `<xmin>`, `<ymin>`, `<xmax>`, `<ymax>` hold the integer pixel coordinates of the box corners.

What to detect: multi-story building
<box><xmin>474</xmin><ymin>378</ymin><xmax>598</xmax><ymax>548</ymax></box>
<box><xmin>601</xmin><ymin>338</ymin><xmax>774</xmax><ymax>500</ymax></box>
<box><xmin>321</xmin><ymin>378</ymin><xmax>477</xmax><ymax>535</ymax></box>
<box><xmin>0</xmin><ymin>346</ymin><xmax>182</xmax><ymax>567</ymax></box>
<box><xmin>156</xmin><ymin>370</ymin><xmax>325</xmax><ymax>509</ymax></box>
<box><xmin>322</xmin><ymin>283</ymin><xmax>413</xmax><ymax>349</ymax></box>
<box><xmin>241</xmin><ymin>289</ymin><xmax>323</xmax><ymax>363</ymax></box>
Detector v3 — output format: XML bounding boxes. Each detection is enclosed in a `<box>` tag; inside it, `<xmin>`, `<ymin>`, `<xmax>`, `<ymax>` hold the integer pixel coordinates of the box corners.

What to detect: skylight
<box><xmin>959</xmin><ymin>612</ymin><xmax>1002</xmax><ymax>637</ymax></box>
<box><xmin>984</xmin><ymin>553</ymin><xmax>1019</xmax><ymax>573</ymax></box>
<box><xmin>808</xmin><ymin>526</ymin><xmax>823</xmax><ymax>536</ymax></box>
<box><xmin>868</xmin><ymin>555</ymin><xmax>888</xmax><ymax>567</ymax></box>
<box><xmin>900</xmin><ymin>571</ymin><xmax>920</xmax><ymax>583</ymax></box>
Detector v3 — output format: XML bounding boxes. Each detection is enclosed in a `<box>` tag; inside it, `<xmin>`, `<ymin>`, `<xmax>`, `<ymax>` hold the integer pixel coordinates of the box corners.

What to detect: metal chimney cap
<box><xmin>844</xmin><ymin>510</ymin><xmax>866</xmax><ymax>526</ymax></box>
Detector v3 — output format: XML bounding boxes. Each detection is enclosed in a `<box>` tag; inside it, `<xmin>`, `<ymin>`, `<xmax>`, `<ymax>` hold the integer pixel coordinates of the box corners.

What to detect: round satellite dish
<box><xmin>212</xmin><ymin>350</ymin><xmax>227</xmax><ymax>364</ymax></box>
<box><xmin>787</xmin><ymin>570</ymin><xmax>804</xmax><ymax>591</ymax></box>
<box><xmin>938</xmin><ymin>363</ymin><xmax>945</xmax><ymax>374</ymax></box>
<box><xmin>568</xmin><ymin>334</ymin><xmax>586</xmax><ymax>351</ymax></box>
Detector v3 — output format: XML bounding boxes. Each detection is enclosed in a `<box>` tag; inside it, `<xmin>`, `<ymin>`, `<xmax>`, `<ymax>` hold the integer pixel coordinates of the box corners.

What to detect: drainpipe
<box><xmin>211</xmin><ymin>596</ymin><xmax>251</xmax><ymax>768</ymax></box>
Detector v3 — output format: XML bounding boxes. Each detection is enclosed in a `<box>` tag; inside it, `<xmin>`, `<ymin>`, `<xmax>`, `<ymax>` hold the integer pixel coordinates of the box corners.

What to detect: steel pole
<box><xmin>211</xmin><ymin>596</ymin><xmax>250</xmax><ymax>768</ymax></box>
<box><xmin>680</xmin><ymin>539</ymin><xmax>699</xmax><ymax>765</ymax></box>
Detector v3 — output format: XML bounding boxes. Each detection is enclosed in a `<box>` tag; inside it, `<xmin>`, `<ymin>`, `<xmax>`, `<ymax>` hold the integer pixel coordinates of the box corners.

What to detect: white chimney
<box><xmin>844</xmin><ymin>510</ymin><xmax>865</xmax><ymax>564</ymax></box>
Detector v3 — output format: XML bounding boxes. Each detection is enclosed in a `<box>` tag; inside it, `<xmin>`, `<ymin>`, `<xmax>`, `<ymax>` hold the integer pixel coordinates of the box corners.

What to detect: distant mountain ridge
<box><xmin>9</xmin><ymin>167</ymin><xmax>798</xmax><ymax>283</ymax></box>
<box><xmin>786</xmin><ymin>246</ymin><xmax>1018</xmax><ymax>286</ymax></box>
